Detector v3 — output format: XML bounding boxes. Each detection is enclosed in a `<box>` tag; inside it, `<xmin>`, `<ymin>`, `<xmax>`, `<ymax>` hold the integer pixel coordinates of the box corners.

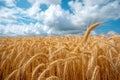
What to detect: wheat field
<box><xmin>0</xmin><ymin>23</ymin><xmax>120</xmax><ymax>80</ymax></box>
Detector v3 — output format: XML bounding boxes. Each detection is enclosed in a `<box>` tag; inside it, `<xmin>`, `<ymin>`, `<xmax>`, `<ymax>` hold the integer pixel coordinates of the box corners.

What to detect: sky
<box><xmin>0</xmin><ymin>0</ymin><xmax>120</xmax><ymax>36</ymax></box>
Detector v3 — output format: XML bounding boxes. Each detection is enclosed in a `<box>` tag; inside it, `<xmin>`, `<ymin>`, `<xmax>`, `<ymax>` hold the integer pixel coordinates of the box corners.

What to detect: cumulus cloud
<box><xmin>0</xmin><ymin>23</ymin><xmax>48</xmax><ymax>36</ymax></box>
<box><xmin>38</xmin><ymin>0</ymin><xmax>120</xmax><ymax>35</ymax></box>
<box><xmin>0</xmin><ymin>0</ymin><xmax>120</xmax><ymax>36</ymax></box>
<box><xmin>26</xmin><ymin>1</ymin><xmax>41</xmax><ymax>18</ymax></box>
<box><xmin>69</xmin><ymin>0</ymin><xmax>120</xmax><ymax>26</ymax></box>
<box><xmin>40</xmin><ymin>5</ymin><xmax>71</xmax><ymax>30</ymax></box>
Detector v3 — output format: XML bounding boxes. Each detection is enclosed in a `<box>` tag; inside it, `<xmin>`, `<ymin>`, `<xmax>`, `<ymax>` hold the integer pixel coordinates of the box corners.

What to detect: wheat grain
<box><xmin>83</xmin><ymin>23</ymin><xmax>100</xmax><ymax>42</ymax></box>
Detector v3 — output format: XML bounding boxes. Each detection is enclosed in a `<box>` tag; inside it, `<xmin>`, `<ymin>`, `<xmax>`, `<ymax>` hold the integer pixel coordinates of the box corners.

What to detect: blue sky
<box><xmin>0</xmin><ymin>0</ymin><xmax>120</xmax><ymax>36</ymax></box>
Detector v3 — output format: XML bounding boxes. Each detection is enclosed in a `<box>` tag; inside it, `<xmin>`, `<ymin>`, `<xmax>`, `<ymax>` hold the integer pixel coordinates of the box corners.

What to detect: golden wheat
<box><xmin>0</xmin><ymin>23</ymin><xmax>120</xmax><ymax>80</ymax></box>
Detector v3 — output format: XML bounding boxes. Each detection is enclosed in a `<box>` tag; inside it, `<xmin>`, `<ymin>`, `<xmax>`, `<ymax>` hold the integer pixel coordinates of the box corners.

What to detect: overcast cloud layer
<box><xmin>0</xmin><ymin>0</ymin><xmax>120</xmax><ymax>36</ymax></box>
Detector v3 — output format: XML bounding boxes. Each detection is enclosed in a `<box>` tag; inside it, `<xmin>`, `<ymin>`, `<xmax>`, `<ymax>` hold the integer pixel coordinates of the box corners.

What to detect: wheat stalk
<box><xmin>83</xmin><ymin>23</ymin><xmax>100</xmax><ymax>42</ymax></box>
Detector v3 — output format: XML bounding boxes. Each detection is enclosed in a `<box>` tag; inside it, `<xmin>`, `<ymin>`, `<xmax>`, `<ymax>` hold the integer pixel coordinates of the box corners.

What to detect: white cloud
<box><xmin>68</xmin><ymin>0</ymin><xmax>120</xmax><ymax>26</ymax></box>
<box><xmin>39</xmin><ymin>0</ymin><xmax>120</xmax><ymax>35</ymax></box>
<box><xmin>0</xmin><ymin>0</ymin><xmax>120</xmax><ymax>36</ymax></box>
<box><xmin>0</xmin><ymin>7</ymin><xmax>18</xmax><ymax>23</ymax></box>
<box><xmin>39</xmin><ymin>5</ymin><xmax>81</xmax><ymax>35</ymax></box>
<box><xmin>25</xmin><ymin>0</ymin><xmax>62</xmax><ymax>19</ymax></box>
<box><xmin>0</xmin><ymin>23</ymin><xmax>48</xmax><ymax>36</ymax></box>
<box><xmin>26</xmin><ymin>1</ymin><xmax>41</xmax><ymax>17</ymax></box>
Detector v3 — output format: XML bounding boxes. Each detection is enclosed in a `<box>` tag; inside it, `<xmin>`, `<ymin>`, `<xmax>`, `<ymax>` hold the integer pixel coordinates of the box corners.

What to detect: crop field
<box><xmin>0</xmin><ymin>23</ymin><xmax>120</xmax><ymax>80</ymax></box>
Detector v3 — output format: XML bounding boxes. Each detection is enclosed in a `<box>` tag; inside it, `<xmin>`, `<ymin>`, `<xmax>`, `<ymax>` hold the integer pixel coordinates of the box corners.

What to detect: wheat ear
<box><xmin>83</xmin><ymin>23</ymin><xmax>100</xmax><ymax>42</ymax></box>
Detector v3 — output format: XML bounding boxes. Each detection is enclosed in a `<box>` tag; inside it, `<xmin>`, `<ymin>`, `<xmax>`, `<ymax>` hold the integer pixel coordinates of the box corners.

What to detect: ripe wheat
<box><xmin>0</xmin><ymin>23</ymin><xmax>120</xmax><ymax>80</ymax></box>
